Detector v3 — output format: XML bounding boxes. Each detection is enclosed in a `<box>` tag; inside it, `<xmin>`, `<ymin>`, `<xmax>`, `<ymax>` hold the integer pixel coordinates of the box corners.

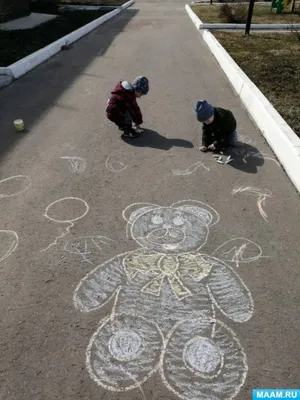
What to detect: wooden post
<box><xmin>245</xmin><ymin>0</ymin><xmax>255</xmax><ymax>35</ymax></box>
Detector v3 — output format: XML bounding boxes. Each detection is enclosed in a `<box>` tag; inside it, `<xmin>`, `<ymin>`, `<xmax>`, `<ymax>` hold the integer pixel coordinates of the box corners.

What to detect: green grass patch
<box><xmin>213</xmin><ymin>32</ymin><xmax>300</xmax><ymax>136</ymax></box>
<box><xmin>192</xmin><ymin>4</ymin><xmax>300</xmax><ymax>23</ymax></box>
<box><xmin>0</xmin><ymin>9</ymin><xmax>111</xmax><ymax>67</ymax></box>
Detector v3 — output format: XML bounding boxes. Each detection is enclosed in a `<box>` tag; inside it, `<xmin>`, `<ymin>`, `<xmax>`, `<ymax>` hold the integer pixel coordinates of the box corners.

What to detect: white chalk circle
<box><xmin>109</xmin><ymin>329</ymin><xmax>143</xmax><ymax>361</ymax></box>
<box><xmin>44</xmin><ymin>197</ymin><xmax>89</xmax><ymax>223</ymax></box>
<box><xmin>0</xmin><ymin>230</ymin><xmax>19</xmax><ymax>263</ymax></box>
<box><xmin>183</xmin><ymin>337</ymin><xmax>222</xmax><ymax>375</ymax></box>
<box><xmin>0</xmin><ymin>175</ymin><xmax>31</xmax><ymax>198</ymax></box>
<box><xmin>86</xmin><ymin>313</ymin><xmax>164</xmax><ymax>392</ymax></box>
<box><xmin>161</xmin><ymin>318</ymin><xmax>247</xmax><ymax>400</ymax></box>
<box><xmin>105</xmin><ymin>150</ymin><xmax>134</xmax><ymax>173</ymax></box>
<box><xmin>105</xmin><ymin>155</ymin><xmax>127</xmax><ymax>173</ymax></box>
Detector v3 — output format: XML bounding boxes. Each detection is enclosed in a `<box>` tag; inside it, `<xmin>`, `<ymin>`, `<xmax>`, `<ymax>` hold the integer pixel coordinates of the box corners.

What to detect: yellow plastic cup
<box><xmin>14</xmin><ymin>119</ymin><xmax>24</xmax><ymax>131</ymax></box>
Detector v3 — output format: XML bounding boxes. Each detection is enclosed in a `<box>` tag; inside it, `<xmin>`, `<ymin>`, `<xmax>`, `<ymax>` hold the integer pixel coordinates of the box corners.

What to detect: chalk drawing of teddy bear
<box><xmin>74</xmin><ymin>200</ymin><xmax>260</xmax><ymax>400</ymax></box>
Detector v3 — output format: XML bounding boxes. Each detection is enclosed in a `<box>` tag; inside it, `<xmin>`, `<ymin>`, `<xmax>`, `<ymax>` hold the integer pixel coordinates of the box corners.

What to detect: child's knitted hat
<box><xmin>194</xmin><ymin>100</ymin><xmax>214</xmax><ymax>122</ymax></box>
<box><xmin>132</xmin><ymin>76</ymin><xmax>149</xmax><ymax>95</ymax></box>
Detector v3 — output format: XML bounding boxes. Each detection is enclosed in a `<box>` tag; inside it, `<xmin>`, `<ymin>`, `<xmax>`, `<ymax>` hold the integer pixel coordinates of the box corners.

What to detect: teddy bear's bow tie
<box><xmin>123</xmin><ymin>253</ymin><xmax>213</xmax><ymax>300</ymax></box>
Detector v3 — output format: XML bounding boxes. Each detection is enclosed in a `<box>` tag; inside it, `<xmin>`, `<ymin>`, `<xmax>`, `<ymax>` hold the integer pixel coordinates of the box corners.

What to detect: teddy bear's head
<box><xmin>123</xmin><ymin>200</ymin><xmax>219</xmax><ymax>254</ymax></box>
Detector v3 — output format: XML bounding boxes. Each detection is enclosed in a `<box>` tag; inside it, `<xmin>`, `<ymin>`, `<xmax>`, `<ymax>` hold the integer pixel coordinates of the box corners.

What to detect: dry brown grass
<box><xmin>213</xmin><ymin>32</ymin><xmax>300</xmax><ymax>136</ymax></box>
<box><xmin>192</xmin><ymin>4</ymin><xmax>300</xmax><ymax>23</ymax></box>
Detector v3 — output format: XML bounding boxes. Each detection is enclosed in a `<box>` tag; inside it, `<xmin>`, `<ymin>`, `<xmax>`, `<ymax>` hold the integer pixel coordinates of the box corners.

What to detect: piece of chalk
<box><xmin>217</xmin><ymin>160</ymin><xmax>223</xmax><ymax>164</ymax></box>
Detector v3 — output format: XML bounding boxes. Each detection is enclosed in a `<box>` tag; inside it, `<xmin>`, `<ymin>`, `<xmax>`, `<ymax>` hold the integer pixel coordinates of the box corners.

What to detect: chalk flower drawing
<box><xmin>238</xmin><ymin>134</ymin><xmax>256</xmax><ymax>146</ymax></box>
<box><xmin>60</xmin><ymin>156</ymin><xmax>87</xmax><ymax>173</ymax></box>
<box><xmin>232</xmin><ymin>187</ymin><xmax>272</xmax><ymax>221</ymax></box>
<box><xmin>230</xmin><ymin>145</ymin><xmax>279</xmax><ymax>167</ymax></box>
<box><xmin>245</xmin><ymin>152</ymin><xmax>280</xmax><ymax>167</ymax></box>
<box><xmin>74</xmin><ymin>200</ymin><xmax>261</xmax><ymax>400</ymax></box>
<box><xmin>213</xmin><ymin>238</ymin><xmax>263</xmax><ymax>268</ymax></box>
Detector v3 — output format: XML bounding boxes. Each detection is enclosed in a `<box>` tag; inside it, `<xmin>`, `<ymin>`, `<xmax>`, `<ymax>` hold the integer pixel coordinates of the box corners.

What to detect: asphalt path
<box><xmin>0</xmin><ymin>1</ymin><xmax>299</xmax><ymax>399</ymax></box>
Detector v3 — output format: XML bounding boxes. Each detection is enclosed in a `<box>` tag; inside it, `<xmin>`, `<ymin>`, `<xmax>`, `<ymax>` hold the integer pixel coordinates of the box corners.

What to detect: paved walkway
<box><xmin>0</xmin><ymin>1</ymin><xmax>299</xmax><ymax>399</ymax></box>
<box><xmin>0</xmin><ymin>13</ymin><xmax>57</xmax><ymax>30</ymax></box>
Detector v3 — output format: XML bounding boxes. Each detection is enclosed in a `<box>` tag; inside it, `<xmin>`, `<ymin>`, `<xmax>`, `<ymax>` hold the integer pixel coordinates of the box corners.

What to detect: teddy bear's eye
<box><xmin>173</xmin><ymin>216</ymin><xmax>184</xmax><ymax>226</ymax></box>
<box><xmin>151</xmin><ymin>214</ymin><xmax>163</xmax><ymax>225</ymax></box>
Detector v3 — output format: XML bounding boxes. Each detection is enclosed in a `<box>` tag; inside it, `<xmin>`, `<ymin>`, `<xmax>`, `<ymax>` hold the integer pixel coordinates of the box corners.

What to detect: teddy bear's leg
<box><xmin>86</xmin><ymin>313</ymin><xmax>164</xmax><ymax>392</ymax></box>
<box><xmin>161</xmin><ymin>317</ymin><xmax>247</xmax><ymax>400</ymax></box>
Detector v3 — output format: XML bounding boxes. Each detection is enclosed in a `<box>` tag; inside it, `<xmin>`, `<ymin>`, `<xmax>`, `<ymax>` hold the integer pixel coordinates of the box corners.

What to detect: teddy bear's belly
<box><xmin>117</xmin><ymin>280</ymin><xmax>213</xmax><ymax>334</ymax></box>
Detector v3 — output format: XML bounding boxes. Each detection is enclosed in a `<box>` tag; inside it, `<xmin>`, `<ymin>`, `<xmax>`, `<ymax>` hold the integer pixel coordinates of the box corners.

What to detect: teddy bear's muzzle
<box><xmin>147</xmin><ymin>227</ymin><xmax>185</xmax><ymax>245</ymax></box>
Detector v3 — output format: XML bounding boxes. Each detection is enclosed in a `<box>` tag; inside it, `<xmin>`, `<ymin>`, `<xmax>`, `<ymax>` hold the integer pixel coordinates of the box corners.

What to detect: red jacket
<box><xmin>106</xmin><ymin>81</ymin><xmax>143</xmax><ymax>125</ymax></box>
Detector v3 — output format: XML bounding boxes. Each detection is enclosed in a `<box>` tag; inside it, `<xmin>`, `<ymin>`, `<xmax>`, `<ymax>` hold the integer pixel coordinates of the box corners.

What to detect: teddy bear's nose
<box><xmin>163</xmin><ymin>224</ymin><xmax>172</xmax><ymax>229</ymax></box>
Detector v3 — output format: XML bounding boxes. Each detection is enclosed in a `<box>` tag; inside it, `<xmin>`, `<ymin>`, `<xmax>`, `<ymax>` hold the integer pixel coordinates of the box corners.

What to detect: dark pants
<box><xmin>108</xmin><ymin>110</ymin><xmax>133</xmax><ymax>130</ymax></box>
<box><xmin>123</xmin><ymin>111</ymin><xmax>133</xmax><ymax>126</ymax></box>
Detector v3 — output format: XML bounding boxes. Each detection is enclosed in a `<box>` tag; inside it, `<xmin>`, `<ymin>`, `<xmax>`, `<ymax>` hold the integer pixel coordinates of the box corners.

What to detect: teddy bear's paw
<box><xmin>86</xmin><ymin>313</ymin><xmax>164</xmax><ymax>391</ymax></box>
<box><xmin>161</xmin><ymin>317</ymin><xmax>247</xmax><ymax>400</ymax></box>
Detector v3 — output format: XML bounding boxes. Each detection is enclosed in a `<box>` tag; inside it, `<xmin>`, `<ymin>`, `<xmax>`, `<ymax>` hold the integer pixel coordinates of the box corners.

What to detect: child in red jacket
<box><xmin>106</xmin><ymin>76</ymin><xmax>149</xmax><ymax>138</ymax></box>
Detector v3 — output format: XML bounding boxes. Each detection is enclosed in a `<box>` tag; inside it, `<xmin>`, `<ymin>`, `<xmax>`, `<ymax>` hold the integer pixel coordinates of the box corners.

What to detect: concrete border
<box><xmin>192</xmin><ymin>1</ymin><xmax>274</xmax><ymax>4</ymax></box>
<box><xmin>0</xmin><ymin>75</ymin><xmax>13</xmax><ymax>89</ymax></box>
<box><xmin>58</xmin><ymin>5</ymin><xmax>117</xmax><ymax>11</ymax></box>
<box><xmin>58</xmin><ymin>5</ymin><xmax>109</xmax><ymax>10</ymax></box>
<box><xmin>0</xmin><ymin>0</ymin><xmax>134</xmax><ymax>81</ymax></box>
<box><xmin>187</xmin><ymin>6</ymin><xmax>300</xmax><ymax>30</ymax></box>
<box><xmin>202</xmin><ymin>23</ymin><xmax>300</xmax><ymax>30</ymax></box>
<box><xmin>191</xmin><ymin>0</ymin><xmax>300</xmax><ymax>3</ymax></box>
<box><xmin>0</xmin><ymin>67</ymin><xmax>13</xmax><ymax>76</ymax></box>
<box><xmin>186</xmin><ymin>4</ymin><xmax>300</xmax><ymax>194</ymax></box>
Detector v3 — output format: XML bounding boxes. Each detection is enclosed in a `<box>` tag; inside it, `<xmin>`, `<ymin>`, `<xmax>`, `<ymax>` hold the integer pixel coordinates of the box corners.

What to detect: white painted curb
<box><xmin>191</xmin><ymin>0</ymin><xmax>300</xmax><ymax>3</ymax></box>
<box><xmin>186</xmin><ymin>2</ymin><xmax>203</xmax><ymax>29</ymax></box>
<box><xmin>186</xmin><ymin>4</ymin><xmax>300</xmax><ymax>194</ymax></box>
<box><xmin>186</xmin><ymin>5</ymin><xmax>300</xmax><ymax>30</ymax></box>
<box><xmin>58</xmin><ymin>4</ymin><xmax>120</xmax><ymax>10</ymax></box>
<box><xmin>120</xmin><ymin>0</ymin><xmax>134</xmax><ymax>9</ymax></box>
<box><xmin>59</xmin><ymin>5</ymin><xmax>109</xmax><ymax>10</ymax></box>
<box><xmin>0</xmin><ymin>0</ymin><xmax>134</xmax><ymax>80</ymax></box>
<box><xmin>0</xmin><ymin>67</ymin><xmax>13</xmax><ymax>76</ymax></box>
<box><xmin>202</xmin><ymin>22</ymin><xmax>300</xmax><ymax>29</ymax></box>
<box><xmin>192</xmin><ymin>1</ymin><xmax>269</xmax><ymax>4</ymax></box>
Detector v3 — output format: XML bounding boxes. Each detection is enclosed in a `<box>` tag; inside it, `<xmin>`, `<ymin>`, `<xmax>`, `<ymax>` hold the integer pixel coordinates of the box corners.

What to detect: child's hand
<box><xmin>208</xmin><ymin>144</ymin><xmax>216</xmax><ymax>151</ymax></box>
<box><xmin>199</xmin><ymin>146</ymin><xmax>208</xmax><ymax>152</ymax></box>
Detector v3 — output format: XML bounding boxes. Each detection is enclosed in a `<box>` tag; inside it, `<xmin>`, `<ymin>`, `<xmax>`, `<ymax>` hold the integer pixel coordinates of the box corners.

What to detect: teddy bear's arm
<box><xmin>207</xmin><ymin>262</ymin><xmax>254</xmax><ymax>323</ymax></box>
<box><xmin>73</xmin><ymin>254</ymin><xmax>124</xmax><ymax>312</ymax></box>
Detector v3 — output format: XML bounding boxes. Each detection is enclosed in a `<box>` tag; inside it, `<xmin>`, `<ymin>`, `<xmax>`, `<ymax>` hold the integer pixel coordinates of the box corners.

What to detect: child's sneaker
<box><xmin>133</xmin><ymin>124</ymin><xmax>144</xmax><ymax>133</ymax></box>
<box><xmin>122</xmin><ymin>127</ymin><xmax>141</xmax><ymax>138</ymax></box>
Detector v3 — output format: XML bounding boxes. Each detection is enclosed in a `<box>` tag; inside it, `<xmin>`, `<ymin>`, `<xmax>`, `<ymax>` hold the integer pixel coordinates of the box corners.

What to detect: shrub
<box><xmin>0</xmin><ymin>0</ymin><xmax>30</xmax><ymax>23</ymax></box>
<box><xmin>219</xmin><ymin>3</ymin><xmax>248</xmax><ymax>23</ymax></box>
<box><xmin>30</xmin><ymin>0</ymin><xmax>58</xmax><ymax>14</ymax></box>
<box><xmin>218</xmin><ymin>0</ymin><xmax>244</xmax><ymax>3</ymax></box>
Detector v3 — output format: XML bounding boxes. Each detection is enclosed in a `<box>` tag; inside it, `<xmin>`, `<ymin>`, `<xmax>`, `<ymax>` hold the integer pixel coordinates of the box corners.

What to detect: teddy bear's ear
<box><xmin>122</xmin><ymin>202</ymin><xmax>159</xmax><ymax>225</ymax></box>
<box><xmin>172</xmin><ymin>200</ymin><xmax>220</xmax><ymax>227</ymax></box>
